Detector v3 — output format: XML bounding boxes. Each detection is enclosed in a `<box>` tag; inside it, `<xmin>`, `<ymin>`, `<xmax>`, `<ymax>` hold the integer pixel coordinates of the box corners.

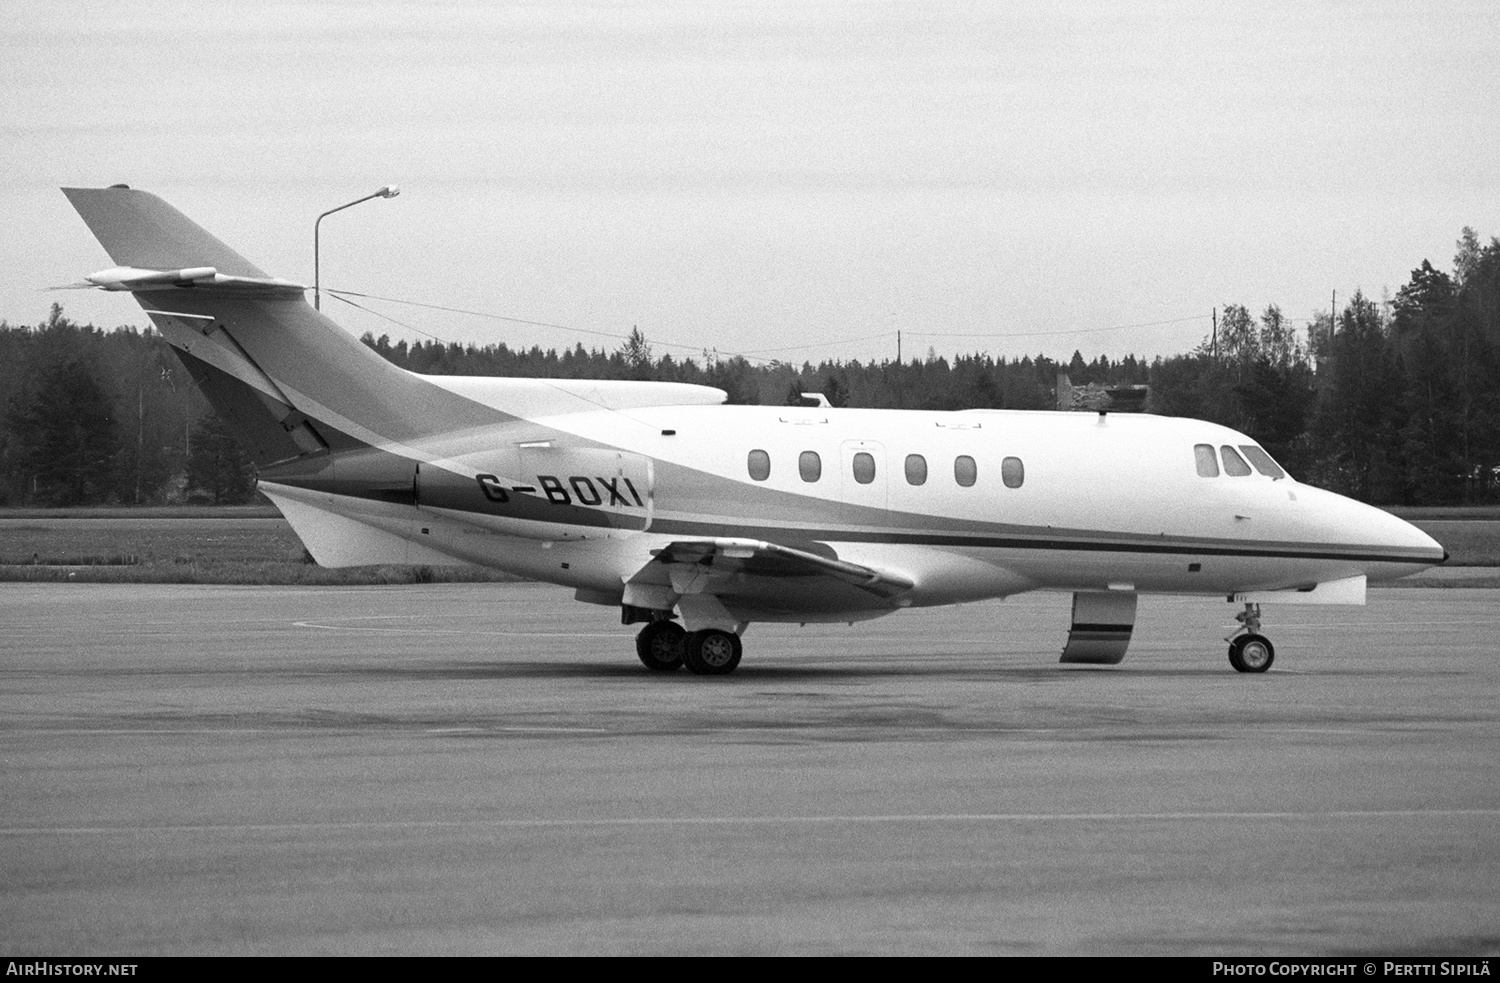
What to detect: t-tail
<box><xmin>63</xmin><ymin>185</ymin><xmax>725</xmax><ymax>568</ymax></box>
<box><xmin>62</xmin><ymin>185</ymin><xmax>510</xmax><ymax>472</ymax></box>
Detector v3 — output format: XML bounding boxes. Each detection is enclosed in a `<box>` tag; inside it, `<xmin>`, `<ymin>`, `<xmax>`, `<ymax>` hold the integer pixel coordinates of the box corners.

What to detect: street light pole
<box><xmin>314</xmin><ymin>185</ymin><xmax>400</xmax><ymax>310</ymax></box>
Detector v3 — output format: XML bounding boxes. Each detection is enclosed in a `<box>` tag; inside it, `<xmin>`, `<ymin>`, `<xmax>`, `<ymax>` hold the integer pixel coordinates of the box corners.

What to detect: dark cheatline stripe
<box><xmin>300</xmin><ymin>478</ymin><xmax>1437</xmax><ymax>567</ymax></box>
<box><xmin>645</xmin><ymin>518</ymin><xmax>1439</xmax><ymax>566</ymax></box>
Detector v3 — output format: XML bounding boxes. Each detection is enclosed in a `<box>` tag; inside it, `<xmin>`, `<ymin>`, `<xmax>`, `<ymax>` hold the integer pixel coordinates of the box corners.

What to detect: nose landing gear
<box><xmin>1227</xmin><ymin>602</ymin><xmax>1275</xmax><ymax>673</ymax></box>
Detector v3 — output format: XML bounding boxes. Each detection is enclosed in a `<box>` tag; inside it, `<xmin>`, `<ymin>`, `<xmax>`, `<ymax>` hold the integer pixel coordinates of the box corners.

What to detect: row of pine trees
<box><xmin>3</xmin><ymin>229</ymin><xmax>1497</xmax><ymax>507</ymax></box>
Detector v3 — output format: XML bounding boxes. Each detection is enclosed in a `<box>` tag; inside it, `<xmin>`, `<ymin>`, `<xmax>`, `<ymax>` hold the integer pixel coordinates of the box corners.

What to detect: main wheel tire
<box><xmin>1229</xmin><ymin>633</ymin><xmax>1274</xmax><ymax>673</ymax></box>
<box><xmin>636</xmin><ymin>620</ymin><xmax>686</xmax><ymax>672</ymax></box>
<box><xmin>682</xmin><ymin>629</ymin><xmax>742</xmax><ymax>676</ymax></box>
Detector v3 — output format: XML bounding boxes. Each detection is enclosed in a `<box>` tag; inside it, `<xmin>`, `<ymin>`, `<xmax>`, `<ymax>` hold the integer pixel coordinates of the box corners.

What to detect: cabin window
<box><xmin>799</xmin><ymin>450</ymin><xmax>822</xmax><ymax>482</ymax></box>
<box><xmin>1194</xmin><ymin>444</ymin><xmax>1220</xmax><ymax>477</ymax></box>
<box><xmin>852</xmin><ymin>452</ymin><xmax>876</xmax><ymax>484</ymax></box>
<box><xmin>954</xmin><ymin>455</ymin><xmax>977</xmax><ymax>487</ymax></box>
<box><xmin>1002</xmin><ymin>456</ymin><xmax>1024</xmax><ymax>488</ymax></box>
<box><xmin>1240</xmin><ymin>444</ymin><xmax>1287</xmax><ymax>479</ymax></box>
<box><xmin>747</xmin><ymin>449</ymin><xmax>770</xmax><ymax>481</ymax></box>
<box><xmin>1220</xmin><ymin>445</ymin><xmax>1253</xmax><ymax>476</ymax></box>
<box><xmin>905</xmin><ymin>454</ymin><xmax>928</xmax><ymax>485</ymax></box>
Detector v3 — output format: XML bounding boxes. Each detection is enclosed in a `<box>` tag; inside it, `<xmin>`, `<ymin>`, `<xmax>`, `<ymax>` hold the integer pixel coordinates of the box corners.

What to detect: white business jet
<box><xmin>63</xmin><ymin>186</ymin><xmax>1446</xmax><ymax>675</ymax></box>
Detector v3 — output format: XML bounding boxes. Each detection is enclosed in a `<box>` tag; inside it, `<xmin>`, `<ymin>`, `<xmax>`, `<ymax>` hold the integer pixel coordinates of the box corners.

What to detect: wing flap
<box><xmin>645</xmin><ymin>538</ymin><xmax>914</xmax><ymax>600</ymax></box>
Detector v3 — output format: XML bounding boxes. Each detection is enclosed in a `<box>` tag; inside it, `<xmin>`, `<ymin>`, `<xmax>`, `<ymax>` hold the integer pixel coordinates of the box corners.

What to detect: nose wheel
<box><xmin>1226</xmin><ymin>603</ymin><xmax>1274</xmax><ymax>673</ymax></box>
<box><xmin>1229</xmin><ymin>633</ymin><xmax>1274</xmax><ymax>672</ymax></box>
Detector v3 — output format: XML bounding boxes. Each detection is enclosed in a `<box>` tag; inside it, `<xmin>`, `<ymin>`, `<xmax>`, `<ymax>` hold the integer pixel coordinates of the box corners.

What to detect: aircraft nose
<box><xmin>1400</xmin><ymin>514</ymin><xmax>1445</xmax><ymax>557</ymax></box>
<box><xmin>1296</xmin><ymin>484</ymin><xmax>1447</xmax><ymax>576</ymax></box>
<box><xmin>1351</xmin><ymin>498</ymin><xmax>1447</xmax><ymax>570</ymax></box>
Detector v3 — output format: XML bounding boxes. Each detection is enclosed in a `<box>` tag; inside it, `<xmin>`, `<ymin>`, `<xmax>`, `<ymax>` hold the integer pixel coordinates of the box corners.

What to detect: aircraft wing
<box><xmin>641</xmin><ymin>538</ymin><xmax>914</xmax><ymax>601</ymax></box>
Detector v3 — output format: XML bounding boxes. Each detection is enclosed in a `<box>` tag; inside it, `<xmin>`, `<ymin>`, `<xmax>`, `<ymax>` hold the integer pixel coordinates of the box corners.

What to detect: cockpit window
<box><xmin>1239</xmin><ymin>444</ymin><xmax>1287</xmax><ymax>479</ymax></box>
<box><xmin>1194</xmin><ymin>444</ymin><xmax>1220</xmax><ymax>477</ymax></box>
<box><xmin>1220</xmin><ymin>445</ymin><xmax>1253</xmax><ymax>476</ymax></box>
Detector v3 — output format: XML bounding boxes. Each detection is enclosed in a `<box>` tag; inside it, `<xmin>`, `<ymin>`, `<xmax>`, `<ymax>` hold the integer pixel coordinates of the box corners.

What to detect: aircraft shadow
<box><xmin>331</xmin><ymin>659</ymin><xmax>1258</xmax><ymax>683</ymax></box>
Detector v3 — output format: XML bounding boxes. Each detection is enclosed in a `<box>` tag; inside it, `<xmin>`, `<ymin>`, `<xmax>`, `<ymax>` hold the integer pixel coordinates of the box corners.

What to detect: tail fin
<box><xmin>63</xmin><ymin>186</ymin><xmax>506</xmax><ymax>470</ymax></box>
<box><xmin>63</xmin><ymin>186</ymin><xmax>271</xmax><ymax>277</ymax></box>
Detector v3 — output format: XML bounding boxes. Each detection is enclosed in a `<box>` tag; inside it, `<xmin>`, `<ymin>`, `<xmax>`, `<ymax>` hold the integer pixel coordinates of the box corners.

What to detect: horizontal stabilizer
<box><xmin>84</xmin><ymin>265</ymin><xmax>305</xmax><ymax>295</ymax></box>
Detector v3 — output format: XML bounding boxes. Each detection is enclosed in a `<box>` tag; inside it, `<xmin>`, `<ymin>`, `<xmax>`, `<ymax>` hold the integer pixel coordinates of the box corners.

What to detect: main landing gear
<box><xmin>1226</xmin><ymin>602</ymin><xmax>1275</xmax><ymax>673</ymax></box>
<box><xmin>635</xmin><ymin>620</ymin><xmax>686</xmax><ymax>672</ymax></box>
<box><xmin>634</xmin><ymin>620</ymin><xmax>743</xmax><ymax>676</ymax></box>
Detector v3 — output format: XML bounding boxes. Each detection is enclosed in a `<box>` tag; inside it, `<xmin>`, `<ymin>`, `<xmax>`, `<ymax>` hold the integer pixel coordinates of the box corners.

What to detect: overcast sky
<box><xmin>4</xmin><ymin>1</ymin><xmax>1495</xmax><ymax>365</ymax></box>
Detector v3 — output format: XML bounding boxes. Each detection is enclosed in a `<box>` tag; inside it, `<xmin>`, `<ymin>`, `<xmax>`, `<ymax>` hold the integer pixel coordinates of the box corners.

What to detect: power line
<box><xmin>327</xmin><ymin>292</ymin><xmax>670</xmax><ymax>432</ymax></box>
<box><xmin>325</xmin><ymin>291</ymin><xmax>450</xmax><ymax>342</ymax></box>
<box><xmin>906</xmin><ymin>314</ymin><xmax>1209</xmax><ymax>340</ymax></box>
<box><xmin>330</xmin><ymin>289</ymin><xmax>907</xmax><ymax>366</ymax></box>
<box><xmin>326</xmin><ymin>287</ymin><xmax>1216</xmax><ymax>363</ymax></box>
<box><xmin>326</xmin><ymin>287</ymin><xmax>785</xmax><ymax>365</ymax></box>
<box><xmin>328</xmin><ymin>288</ymin><xmax>642</xmax><ymax>344</ymax></box>
<box><xmin>738</xmin><ymin>331</ymin><xmax>895</xmax><ymax>355</ymax></box>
